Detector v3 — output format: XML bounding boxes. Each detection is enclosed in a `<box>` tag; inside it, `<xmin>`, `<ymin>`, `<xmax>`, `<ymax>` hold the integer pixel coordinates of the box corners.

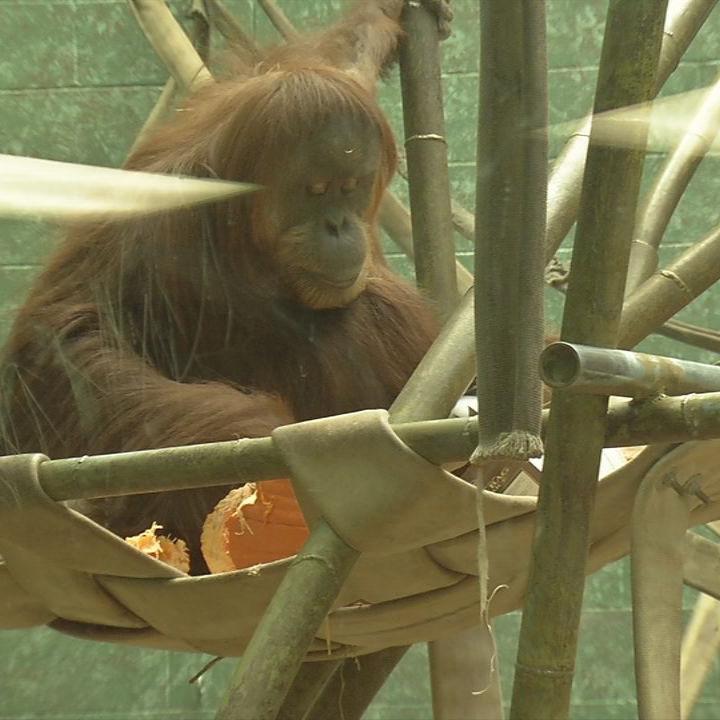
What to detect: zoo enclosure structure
<box><xmin>2</xmin><ymin>1</ymin><xmax>720</xmax><ymax>720</ymax></box>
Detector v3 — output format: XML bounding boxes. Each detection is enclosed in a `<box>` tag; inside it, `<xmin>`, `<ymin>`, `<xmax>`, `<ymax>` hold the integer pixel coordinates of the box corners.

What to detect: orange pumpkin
<box><xmin>201</xmin><ymin>479</ymin><xmax>309</xmax><ymax>573</ymax></box>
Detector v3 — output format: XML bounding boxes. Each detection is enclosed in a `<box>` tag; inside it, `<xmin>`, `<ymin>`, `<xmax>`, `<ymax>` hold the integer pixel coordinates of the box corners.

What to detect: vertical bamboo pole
<box><xmin>398</xmin><ymin>0</ymin><xmax>458</xmax><ymax>320</ymax></box>
<box><xmin>625</xmin><ymin>73</ymin><xmax>720</xmax><ymax>295</ymax></box>
<box><xmin>396</xmin><ymin>6</ymin><xmax>476</xmax><ymax>718</ymax></box>
<box><xmin>509</xmin><ymin>2</ymin><xmax>668</xmax><ymax>718</ymax></box>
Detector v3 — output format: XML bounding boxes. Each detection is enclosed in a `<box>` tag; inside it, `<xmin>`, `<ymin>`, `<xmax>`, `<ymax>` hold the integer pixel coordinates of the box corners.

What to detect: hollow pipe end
<box><xmin>540</xmin><ymin>341</ymin><xmax>582</xmax><ymax>388</ymax></box>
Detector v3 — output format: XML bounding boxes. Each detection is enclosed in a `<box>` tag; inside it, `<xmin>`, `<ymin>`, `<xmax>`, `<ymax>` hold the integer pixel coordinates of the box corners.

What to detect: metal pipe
<box><xmin>541</xmin><ymin>341</ymin><xmax>720</xmax><ymax>397</ymax></box>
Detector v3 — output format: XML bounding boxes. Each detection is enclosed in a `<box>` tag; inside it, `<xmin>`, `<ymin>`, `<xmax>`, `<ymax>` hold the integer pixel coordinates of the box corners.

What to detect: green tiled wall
<box><xmin>1</xmin><ymin>1</ymin><xmax>720</xmax><ymax>718</ymax></box>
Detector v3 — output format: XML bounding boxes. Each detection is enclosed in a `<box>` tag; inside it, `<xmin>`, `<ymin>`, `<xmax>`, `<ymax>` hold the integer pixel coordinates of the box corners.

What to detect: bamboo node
<box><xmin>404</xmin><ymin>133</ymin><xmax>448</xmax><ymax>146</ymax></box>
<box><xmin>290</xmin><ymin>553</ymin><xmax>340</xmax><ymax>581</ymax></box>
<box><xmin>631</xmin><ymin>238</ymin><xmax>655</xmax><ymax>250</ymax></box>
<box><xmin>515</xmin><ymin>661</ymin><xmax>575</xmax><ymax>677</ymax></box>
<box><xmin>659</xmin><ymin>269</ymin><xmax>693</xmax><ymax>299</ymax></box>
<box><xmin>471</xmin><ymin>431</ymin><xmax>543</xmax><ymax>464</ymax></box>
<box><xmin>680</xmin><ymin>393</ymin><xmax>701</xmax><ymax>437</ymax></box>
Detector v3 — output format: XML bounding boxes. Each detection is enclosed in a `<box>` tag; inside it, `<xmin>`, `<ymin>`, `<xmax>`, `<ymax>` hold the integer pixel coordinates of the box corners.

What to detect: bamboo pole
<box><xmin>187</xmin><ymin>0</ymin><xmax>211</xmax><ymax>66</ymax></box>
<box><xmin>544</xmin><ymin>0</ymin><xmax>717</xmax><ymax>261</ymax></box>
<box><xmin>128</xmin><ymin>0</ymin><xmax>212</xmax><ymax>92</ymax></box>
<box><xmin>631</xmin><ymin>455</ymin><xmax>689</xmax><ymax>719</ymax></box>
<box><xmin>256</xmin><ymin>0</ymin><xmax>299</xmax><ymax>41</ymax></box>
<box><xmin>429</xmin><ymin>625</ymin><xmax>505</xmax><ymax>720</ymax></box>
<box><xmin>304</xmin><ymin>646</ymin><xmax>409</xmax><ymax>720</ymax></box>
<box><xmin>509</xmin><ymin>2</ymin><xmax>668</xmax><ymax>718</ymax></box>
<box><xmin>659</xmin><ymin>318</ymin><xmax>720</xmax><ymax>353</ymax></box>
<box><xmin>379</xmin><ymin>193</ymin><xmax>474</xmax><ymax>293</ymax></box>
<box><xmin>619</xmin><ymin>225</ymin><xmax>720</xmax><ymax>348</ymax></box>
<box><xmin>626</xmin><ymin>72</ymin><xmax>720</xmax><ymax>294</ymax></box>
<box><xmin>206</xmin><ymin>0</ymin><xmax>262</xmax><ymax>61</ymax></box>
<box><xmin>38</xmin><ymin>388</ymin><xmax>720</xmax><ymax>504</ymax></box>
<box><xmin>391</xmin><ymin>291</ymin><xmax>476</xmax><ymax>423</ymax></box>
<box><xmin>216</xmin><ymin>521</ymin><xmax>358</xmax><ymax>720</ymax></box>
<box><xmin>683</xmin><ymin>531</ymin><xmax>720</xmax><ymax>598</ymax></box>
<box><xmin>128</xmin><ymin>0</ymin><xmax>210</xmax><ymax>156</ymax></box>
<box><xmin>393</xmin><ymin>163</ymin><xmax>475</xmax><ymax>243</ymax></box>
<box><xmin>127</xmin><ymin>80</ymin><xmax>177</xmax><ymax>157</ymax></box>
<box><xmin>276</xmin><ymin>662</ymin><xmax>341</xmax><ymax>720</ymax></box>
<box><xmin>398</xmin><ymin>1</ymin><xmax>458</xmax><ymax>320</ymax></box>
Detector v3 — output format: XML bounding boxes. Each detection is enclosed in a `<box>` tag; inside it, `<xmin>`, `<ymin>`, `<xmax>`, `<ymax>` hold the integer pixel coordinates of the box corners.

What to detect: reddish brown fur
<box><xmin>0</xmin><ymin>1</ymin><xmax>439</xmax><ymax>573</ymax></box>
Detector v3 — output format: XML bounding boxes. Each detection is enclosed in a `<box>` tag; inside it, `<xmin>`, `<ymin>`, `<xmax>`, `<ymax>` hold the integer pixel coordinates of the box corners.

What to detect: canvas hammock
<box><xmin>0</xmin><ymin>408</ymin><xmax>718</xmax><ymax>666</ymax></box>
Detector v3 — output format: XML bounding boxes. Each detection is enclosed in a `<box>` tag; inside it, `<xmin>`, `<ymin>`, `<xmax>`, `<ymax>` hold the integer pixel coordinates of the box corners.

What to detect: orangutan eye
<box><xmin>307</xmin><ymin>181</ymin><xmax>329</xmax><ymax>196</ymax></box>
<box><xmin>341</xmin><ymin>177</ymin><xmax>358</xmax><ymax>194</ymax></box>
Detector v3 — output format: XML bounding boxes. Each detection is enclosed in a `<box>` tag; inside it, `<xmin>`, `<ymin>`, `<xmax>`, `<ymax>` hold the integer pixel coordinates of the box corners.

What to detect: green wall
<box><xmin>1</xmin><ymin>1</ymin><xmax>720</xmax><ymax>717</ymax></box>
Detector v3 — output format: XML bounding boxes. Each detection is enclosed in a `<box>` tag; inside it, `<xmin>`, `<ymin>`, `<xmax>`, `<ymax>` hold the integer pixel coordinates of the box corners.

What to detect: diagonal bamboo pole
<box><xmin>626</xmin><ymin>71</ymin><xmax>720</xmax><ymax>294</ymax></box>
<box><xmin>379</xmin><ymin>193</ymin><xmax>474</xmax><ymax>293</ymax></box>
<box><xmin>302</xmin><ymin>646</ymin><xmax>409</xmax><ymax>720</ymax></box>
<box><xmin>619</xmin><ymin>224</ymin><xmax>720</xmax><ymax>348</ymax></box>
<box><xmin>659</xmin><ymin>318</ymin><xmax>720</xmax><ymax>353</ymax></box>
<box><xmin>256</xmin><ymin>0</ymin><xmax>299</xmax><ymax>41</ymax></box>
<box><xmin>275</xmin><ymin>661</ymin><xmax>341</xmax><ymax>720</ymax></box>
<box><xmin>206</xmin><ymin>0</ymin><xmax>262</xmax><ymax>62</ymax></box>
<box><xmin>544</xmin><ymin>0</ymin><xmax>718</xmax><ymax>261</ymax></box>
<box><xmin>127</xmin><ymin>0</ymin><xmax>213</xmax><ymax>156</ymax></box>
<box><xmin>127</xmin><ymin>0</ymin><xmax>212</xmax><ymax>92</ymax></box>
<box><xmin>216</xmin><ymin>521</ymin><xmax>358</xmax><ymax>720</ymax></box>
<box><xmin>509</xmin><ymin>2</ymin><xmax>668</xmax><ymax>718</ymax></box>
